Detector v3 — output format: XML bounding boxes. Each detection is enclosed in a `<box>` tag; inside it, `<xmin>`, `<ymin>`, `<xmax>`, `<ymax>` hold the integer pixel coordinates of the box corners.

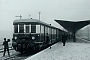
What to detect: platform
<box><xmin>25</xmin><ymin>38</ymin><xmax>90</xmax><ymax>60</ymax></box>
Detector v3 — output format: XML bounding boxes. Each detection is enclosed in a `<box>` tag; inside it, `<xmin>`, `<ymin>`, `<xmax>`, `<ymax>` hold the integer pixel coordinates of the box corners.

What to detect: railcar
<box><xmin>12</xmin><ymin>19</ymin><xmax>64</xmax><ymax>53</ymax></box>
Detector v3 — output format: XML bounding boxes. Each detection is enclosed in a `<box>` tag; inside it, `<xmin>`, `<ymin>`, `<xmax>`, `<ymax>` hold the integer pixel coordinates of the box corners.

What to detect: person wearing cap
<box><xmin>46</xmin><ymin>33</ymin><xmax>51</xmax><ymax>49</ymax></box>
<box><xmin>2</xmin><ymin>38</ymin><xmax>10</xmax><ymax>57</ymax></box>
<box><xmin>62</xmin><ymin>33</ymin><xmax>67</xmax><ymax>46</ymax></box>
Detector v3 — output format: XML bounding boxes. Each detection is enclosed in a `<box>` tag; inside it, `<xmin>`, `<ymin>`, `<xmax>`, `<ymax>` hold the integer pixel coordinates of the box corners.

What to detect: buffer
<box><xmin>55</xmin><ymin>19</ymin><xmax>90</xmax><ymax>42</ymax></box>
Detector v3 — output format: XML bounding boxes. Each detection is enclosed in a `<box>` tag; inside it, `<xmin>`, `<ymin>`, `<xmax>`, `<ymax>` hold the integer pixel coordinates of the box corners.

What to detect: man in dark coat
<box><xmin>46</xmin><ymin>33</ymin><xmax>51</xmax><ymax>49</ymax></box>
<box><xmin>46</xmin><ymin>33</ymin><xmax>49</xmax><ymax>44</ymax></box>
<box><xmin>3</xmin><ymin>38</ymin><xmax>10</xmax><ymax>57</ymax></box>
<box><xmin>62</xmin><ymin>34</ymin><xmax>67</xmax><ymax>46</ymax></box>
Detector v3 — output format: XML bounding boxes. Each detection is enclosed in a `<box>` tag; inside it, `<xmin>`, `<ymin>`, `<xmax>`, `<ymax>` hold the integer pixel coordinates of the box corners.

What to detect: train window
<box><xmin>25</xmin><ymin>25</ymin><xmax>29</xmax><ymax>33</ymax></box>
<box><xmin>14</xmin><ymin>25</ymin><xmax>18</xmax><ymax>33</ymax></box>
<box><xmin>54</xmin><ymin>29</ymin><xmax>56</xmax><ymax>39</ymax></box>
<box><xmin>45</xmin><ymin>26</ymin><xmax>48</xmax><ymax>34</ymax></box>
<box><xmin>45</xmin><ymin>26</ymin><xmax>48</xmax><ymax>41</ymax></box>
<box><xmin>52</xmin><ymin>29</ymin><xmax>54</xmax><ymax>34</ymax></box>
<box><xmin>57</xmin><ymin>29</ymin><xmax>59</xmax><ymax>37</ymax></box>
<box><xmin>19</xmin><ymin>24</ymin><xmax>24</xmax><ymax>33</ymax></box>
<box><xmin>48</xmin><ymin>27</ymin><xmax>51</xmax><ymax>40</ymax></box>
<box><xmin>45</xmin><ymin>26</ymin><xmax>48</xmax><ymax>36</ymax></box>
<box><xmin>29</xmin><ymin>24</ymin><xmax>31</xmax><ymax>33</ymax></box>
<box><xmin>55</xmin><ymin>29</ymin><xmax>56</xmax><ymax>34</ymax></box>
<box><xmin>48</xmin><ymin>27</ymin><xmax>51</xmax><ymax>34</ymax></box>
<box><xmin>52</xmin><ymin>29</ymin><xmax>54</xmax><ymax>39</ymax></box>
<box><xmin>36</xmin><ymin>25</ymin><xmax>40</xmax><ymax>33</ymax></box>
<box><xmin>31</xmin><ymin>25</ymin><xmax>36</xmax><ymax>33</ymax></box>
<box><xmin>41</xmin><ymin>25</ymin><xmax>44</xmax><ymax>33</ymax></box>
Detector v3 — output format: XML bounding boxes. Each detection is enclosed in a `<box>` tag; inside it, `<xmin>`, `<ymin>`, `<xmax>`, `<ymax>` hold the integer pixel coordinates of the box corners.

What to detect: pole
<box><xmin>38</xmin><ymin>12</ymin><xmax>41</xmax><ymax>20</ymax></box>
<box><xmin>15</xmin><ymin>15</ymin><xmax>22</xmax><ymax>19</ymax></box>
<box><xmin>28</xmin><ymin>14</ymin><xmax>31</xmax><ymax>19</ymax></box>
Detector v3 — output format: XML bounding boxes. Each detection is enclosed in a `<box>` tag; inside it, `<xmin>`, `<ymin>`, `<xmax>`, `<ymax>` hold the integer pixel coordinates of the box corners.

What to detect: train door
<box><xmin>56</xmin><ymin>29</ymin><xmax>60</xmax><ymax>41</ymax></box>
<box><xmin>53</xmin><ymin>29</ymin><xmax>56</xmax><ymax>43</ymax></box>
<box><xmin>36</xmin><ymin>25</ymin><xmax>40</xmax><ymax>42</ymax></box>
<box><xmin>52</xmin><ymin>28</ymin><xmax>54</xmax><ymax>43</ymax></box>
<box><xmin>56</xmin><ymin>28</ymin><xmax>58</xmax><ymax>41</ymax></box>
<box><xmin>41</xmin><ymin>25</ymin><xmax>44</xmax><ymax>42</ymax></box>
<box><xmin>45</xmin><ymin>26</ymin><xmax>48</xmax><ymax>42</ymax></box>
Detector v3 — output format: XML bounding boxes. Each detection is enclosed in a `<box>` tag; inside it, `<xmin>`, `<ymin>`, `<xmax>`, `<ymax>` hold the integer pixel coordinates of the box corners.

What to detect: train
<box><xmin>12</xmin><ymin>19</ymin><xmax>67</xmax><ymax>53</ymax></box>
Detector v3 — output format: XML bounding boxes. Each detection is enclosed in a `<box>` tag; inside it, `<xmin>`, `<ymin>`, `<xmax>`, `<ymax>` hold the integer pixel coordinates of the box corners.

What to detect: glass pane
<box><xmin>48</xmin><ymin>27</ymin><xmax>50</xmax><ymax>34</ymax></box>
<box><xmin>14</xmin><ymin>25</ymin><xmax>18</xmax><ymax>33</ymax></box>
<box><xmin>31</xmin><ymin>25</ymin><xmax>36</xmax><ymax>33</ymax></box>
<box><xmin>29</xmin><ymin>25</ymin><xmax>31</xmax><ymax>33</ymax></box>
<box><xmin>26</xmin><ymin>25</ymin><xmax>29</xmax><ymax>33</ymax></box>
<box><xmin>36</xmin><ymin>25</ymin><xmax>40</xmax><ymax>33</ymax></box>
<box><xmin>19</xmin><ymin>24</ymin><xmax>24</xmax><ymax>33</ymax></box>
<box><xmin>45</xmin><ymin>26</ymin><xmax>48</xmax><ymax>34</ymax></box>
<box><xmin>45</xmin><ymin>26</ymin><xmax>48</xmax><ymax>37</ymax></box>
<box><xmin>41</xmin><ymin>25</ymin><xmax>44</xmax><ymax>33</ymax></box>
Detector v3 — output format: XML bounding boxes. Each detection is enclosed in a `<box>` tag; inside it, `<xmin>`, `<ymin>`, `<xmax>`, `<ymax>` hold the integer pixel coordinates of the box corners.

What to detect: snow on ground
<box><xmin>25</xmin><ymin>40</ymin><xmax>90</xmax><ymax>60</ymax></box>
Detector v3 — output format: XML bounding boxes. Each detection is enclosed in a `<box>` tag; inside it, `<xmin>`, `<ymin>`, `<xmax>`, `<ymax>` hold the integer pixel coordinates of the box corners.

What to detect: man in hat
<box><xmin>2</xmin><ymin>38</ymin><xmax>10</xmax><ymax>57</ymax></box>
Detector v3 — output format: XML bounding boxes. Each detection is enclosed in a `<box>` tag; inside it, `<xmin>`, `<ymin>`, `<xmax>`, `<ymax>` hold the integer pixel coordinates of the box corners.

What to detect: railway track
<box><xmin>0</xmin><ymin>50</ymin><xmax>32</xmax><ymax>60</ymax></box>
<box><xmin>1</xmin><ymin>53</ymin><xmax>29</xmax><ymax>60</ymax></box>
<box><xmin>0</xmin><ymin>47</ymin><xmax>13</xmax><ymax>53</ymax></box>
<box><xmin>0</xmin><ymin>47</ymin><xmax>39</xmax><ymax>60</ymax></box>
<box><xmin>0</xmin><ymin>41</ymin><xmax>54</xmax><ymax>60</ymax></box>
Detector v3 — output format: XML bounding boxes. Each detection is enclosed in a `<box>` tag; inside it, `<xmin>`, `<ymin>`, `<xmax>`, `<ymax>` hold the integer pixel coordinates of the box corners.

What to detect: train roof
<box><xmin>13</xmin><ymin>19</ymin><xmax>57</xmax><ymax>29</ymax></box>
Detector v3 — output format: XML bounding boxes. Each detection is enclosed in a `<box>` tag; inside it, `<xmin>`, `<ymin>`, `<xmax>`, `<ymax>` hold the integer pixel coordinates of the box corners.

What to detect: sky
<box><xmin>0</xmin><ymin>0</ymin><xmax>90</xmax><ymax>31</ymax></box>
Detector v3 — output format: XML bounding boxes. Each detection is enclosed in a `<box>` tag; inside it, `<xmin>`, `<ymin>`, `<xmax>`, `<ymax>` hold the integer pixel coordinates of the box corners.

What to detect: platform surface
<box><xmin>25</xmin><ymin>38</ymin><xmax>90</xmax><ymax>60</ymax></box>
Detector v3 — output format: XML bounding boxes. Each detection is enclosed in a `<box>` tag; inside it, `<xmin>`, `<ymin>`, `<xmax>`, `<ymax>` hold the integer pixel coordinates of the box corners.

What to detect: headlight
<box><xmin>32</xmin><ymin>36</ymin><xmax>35</xmax><ymax>40</ymax></box>
<box><xmin>15</xmin><ymin>36</ymin><xmax>17</xmax><ymax>40</ymax></box>
<box><xmin>38</xmin><ymin>35</ymin><xmax>39</xmax><ymax>36</ymax></box>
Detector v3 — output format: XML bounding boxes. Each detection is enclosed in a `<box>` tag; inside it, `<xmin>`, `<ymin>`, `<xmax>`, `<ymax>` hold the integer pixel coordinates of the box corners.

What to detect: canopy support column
<box><xmin>73</xmin><ymin>32</ymin><xmax>76</xmax><ymax>42</ymax></box>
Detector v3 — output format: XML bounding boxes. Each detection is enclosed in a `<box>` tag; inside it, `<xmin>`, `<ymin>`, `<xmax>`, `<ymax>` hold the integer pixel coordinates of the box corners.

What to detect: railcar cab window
<box><xmin>41</xmin><ymin>25</ymin><xmax>44</xmax><ymax>33</ymax></box>
<box><xmin>25</xmin><ymin>25</ymin><xmax>29</xmax><ymax>33</ymax></box>
<box><xmin>14</xmin><ymin>24</ymin><xmax>42</xmax><ymax>33</ymax></box>
<box><xmin>14</xmin><ymin>25</ymin><xmax>18</xmax><ymax>33</ymax></box>
<box><xmin>31</xmin><ymin>24</ymin><xmax>36</xmax><ymax>33</ymax></box>
<box><xmin>19</xmin><ymin>24</ymin><xmax>24</xmax><ymax>33</ymax></box>
<box><xmin>31</xmin><ymin>25</ymin><xmax>41</xmax><ymax>33</ymax></box>
<box><xmin>36</xmin><ymin>25</ymin><xmax>40</xmax><ymax>33</ymax></box>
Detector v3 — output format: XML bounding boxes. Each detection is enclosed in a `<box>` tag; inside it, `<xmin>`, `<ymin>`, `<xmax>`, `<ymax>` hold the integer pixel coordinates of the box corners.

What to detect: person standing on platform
<box><xmin>62</xmin><ymin>33</ymin><xmax>67</xmax><ymax>46</ymax></box>
<box><xmin>46</xmin><ymin>33</ymin><xmax>51</xmax><ymax>49</ymax></box>
<box><xmin>2</xmin><ymin>38</ymin><xmax>10</xmax><ymax>57</ymax></box>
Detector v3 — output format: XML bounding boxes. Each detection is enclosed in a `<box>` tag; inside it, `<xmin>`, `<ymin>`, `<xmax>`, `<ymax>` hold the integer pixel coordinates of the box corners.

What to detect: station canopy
<box><xmin>55</xmin><ymin>19</ymin><xmax>90</xmax><ymax>33</ymax></box>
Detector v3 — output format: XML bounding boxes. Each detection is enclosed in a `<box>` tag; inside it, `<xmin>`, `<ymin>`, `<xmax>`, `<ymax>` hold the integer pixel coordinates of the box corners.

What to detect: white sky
<box><xmin>0</xmin><ymin>0</ymin><xmax>90</xmax><ymax>31</ymax></box>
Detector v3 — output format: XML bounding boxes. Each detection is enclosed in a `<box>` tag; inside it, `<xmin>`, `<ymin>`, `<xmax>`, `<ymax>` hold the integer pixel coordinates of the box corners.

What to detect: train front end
<box><xmin>12</xmin><ymin>19</ymin><xmax>43</xmax><ymax>52</ymax></box>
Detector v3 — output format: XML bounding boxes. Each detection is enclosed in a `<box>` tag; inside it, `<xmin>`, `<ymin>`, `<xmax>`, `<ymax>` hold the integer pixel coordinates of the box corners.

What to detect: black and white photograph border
<box><xmin>0</xmin><ymin>0</ymin><xmax>90</xmax><ymax>60</ymax></box>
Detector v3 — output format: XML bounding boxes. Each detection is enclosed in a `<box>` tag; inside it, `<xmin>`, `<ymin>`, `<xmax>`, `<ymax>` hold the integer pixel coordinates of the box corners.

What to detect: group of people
<box><xmin>2</xmin><ymin>33</ymin><xmax>67</xmax><ymax>57</ymax></box>
<box><xmin>46</xmin><ymin>33</ymin><xmax>67</xmax><ymax>47</ymax></box>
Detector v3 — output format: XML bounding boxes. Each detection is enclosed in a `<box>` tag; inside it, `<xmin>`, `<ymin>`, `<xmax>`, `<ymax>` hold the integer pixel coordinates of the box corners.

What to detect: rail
<box><xmin>0</xmin><ymin>46</ymin><xmax>14</xmax><ymax>53</ymax></box>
